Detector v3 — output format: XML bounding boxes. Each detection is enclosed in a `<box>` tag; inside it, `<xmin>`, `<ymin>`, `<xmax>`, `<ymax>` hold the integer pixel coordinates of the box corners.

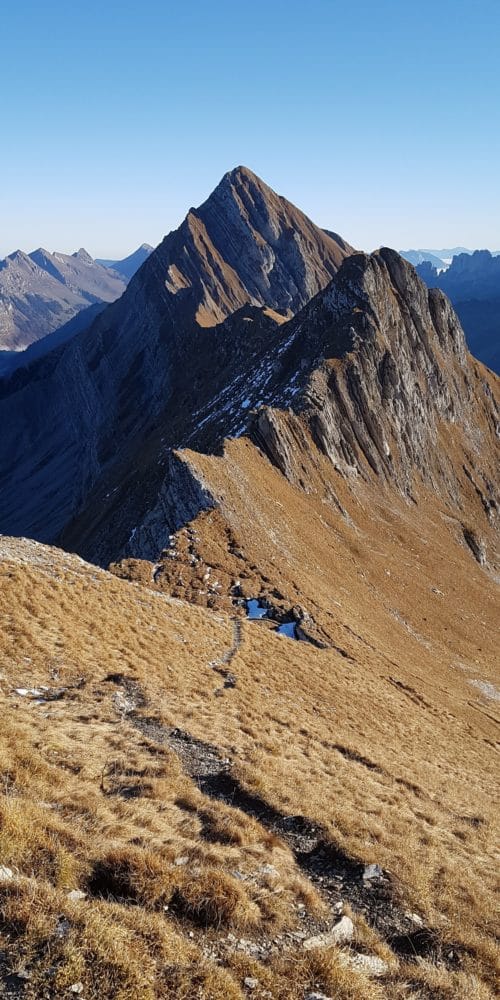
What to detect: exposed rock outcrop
<box><xmin>250</xmin><ymin>249</ymin><xmax>499</xmax><ymax>514</ymax></box>
<box><xmin>125</xmin><ymin>452</ymin><xmax>217</xmax><ymax>562</ymax></box>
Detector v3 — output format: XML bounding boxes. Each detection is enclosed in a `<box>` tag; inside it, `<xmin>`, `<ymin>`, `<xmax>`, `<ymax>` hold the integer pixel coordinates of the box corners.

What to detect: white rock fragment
<box><xmin>303</xmin><ymin>915</ymin><xmax>354</xmax><ymax>950</ymax></box>
<box><xmin>363</xmin><ymin>863</ymin><xmax>384</xmax><ymax>882</ymax></box>
<box><xmin>339</xmin><ymin>953</ymin><xmax>390</xmax><ymax>976</ymax></box>
<box><xmin>13</xmin><ymin>687</ymin><xmax>47</xmax><ymax>699</ymax></box>
<box><xmin>244</xmin><ymin>978</ymin><xmax>258</xmax><ymax>990</ymax></box>
<box><xmin>67</xmin><ymin>889</ymin><xmax>86</xmax><ymax>902</ymax></box>
<box><xmin>0</xmin><ymin>865</ymin><xmax>15</xmax><ymax>882</ymax></box>
<box><xmin>258</xmin><ymin>864</ymin><xmax>278</xmax><ymax>876</ymax></box>
<box><xmin>69</xmin><ymin>985</ymin><xmax>84</xmax><ymax>995</ymax></box>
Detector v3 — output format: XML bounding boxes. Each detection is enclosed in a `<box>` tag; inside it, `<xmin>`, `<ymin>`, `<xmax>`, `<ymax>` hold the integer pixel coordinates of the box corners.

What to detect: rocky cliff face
<box><xmin>0</xmin><ymin>247</ymin><xmax>126</xmax><ymax>351</ymax></box>
<box><xmin>253</xmin><ymin>250</ymin><xmax>498</xmax><ymax>497</ymax></box>
<box><xmin>166</xmin><ymin>166</ymin><xmax>353</xmax><ymax>326</ymax></box>
<box><xmin>0</xmin><ymin>168</ymin><xmax>353</xmax><ymax>548</ymax></box>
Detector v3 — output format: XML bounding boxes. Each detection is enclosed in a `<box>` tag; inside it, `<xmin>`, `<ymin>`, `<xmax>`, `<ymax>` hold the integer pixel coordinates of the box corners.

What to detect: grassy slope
<box><xmin>0</xmin><ymin>426</ymin><xmax>498</xmax><ymax>998</ymax></box>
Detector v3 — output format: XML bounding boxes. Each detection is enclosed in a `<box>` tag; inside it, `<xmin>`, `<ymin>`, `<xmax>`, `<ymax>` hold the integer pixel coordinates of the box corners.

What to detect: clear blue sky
<box><xmin>1</xmin><ymin>0</ymin><xmax>499</xmax><ymax>258</ymax></box>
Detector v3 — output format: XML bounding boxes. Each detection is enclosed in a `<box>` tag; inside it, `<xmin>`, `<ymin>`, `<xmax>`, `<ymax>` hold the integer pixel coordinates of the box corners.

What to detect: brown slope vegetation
<box><xmin>1</xmin><ymin>434</ymin><xmax>498</xmax><ymax>1000</ymax></box>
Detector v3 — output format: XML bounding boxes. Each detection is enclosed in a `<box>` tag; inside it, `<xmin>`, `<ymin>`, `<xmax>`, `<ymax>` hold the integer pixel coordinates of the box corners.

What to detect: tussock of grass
<box><xmin>171</xmin><ymin>868</ymin><xmax>262</xmax><ymax>929</ymax></box>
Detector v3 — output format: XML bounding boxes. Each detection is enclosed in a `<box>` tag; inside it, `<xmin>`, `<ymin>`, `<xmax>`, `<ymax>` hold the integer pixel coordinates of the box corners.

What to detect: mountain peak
<box><xmin>6</xmin><ymin>249</ymin><xmax>33</xmax><ymax>266</ymax></box>
<box><xmin>0</xmin><ymin>169</ymin><xmax>354</xmax><ymax>544</ymax></box>
<box><xmin>29</xmin><ymin>248</ymin><xmax>53</xmax><ymax>268</ymax></box>
<box><xmin>167</xmin><ymin>166</ymin><xmax>355</xmax><ymax>327</ymax></box>
<box><xmin>211</xmin><ymin>164</ymin><xmax>288</xmax><ymax>212</ymax></box>
<box><xmin>72</xmin><ymin>248</ymin><xmax>94</xmax><ymax>264</ymax></box>
<box><xmin>221</xmin><ymin>164</ymin><xmax>262</xmax><ymax>187</ymax></box>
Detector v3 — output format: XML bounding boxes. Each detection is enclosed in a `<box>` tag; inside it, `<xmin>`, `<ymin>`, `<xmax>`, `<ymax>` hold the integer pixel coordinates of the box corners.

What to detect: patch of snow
<box><xmin>363</xmin><ymin>863</ymin><xmax>384</xmax><ymax>882</ymax></box>
<box><xmin>469</xmin><ymin>680</ymin><xmax>500</xmax><ymax>701</ymax></box>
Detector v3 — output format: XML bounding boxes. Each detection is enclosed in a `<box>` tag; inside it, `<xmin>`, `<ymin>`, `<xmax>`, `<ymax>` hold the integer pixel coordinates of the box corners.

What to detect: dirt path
<box><xmin>107</xmin><ymin>628</ymin><xmax>453</xmax><ymax>970</ymax></box>
<box><xmin>126</xmin><ymin>702</ymin><xmax>447</xmax><ymax>963</ymax></box>
<box><xmin>208</xmin><ymin>616</ymin><xmax>243</xmax><ymax>689</ymax></box>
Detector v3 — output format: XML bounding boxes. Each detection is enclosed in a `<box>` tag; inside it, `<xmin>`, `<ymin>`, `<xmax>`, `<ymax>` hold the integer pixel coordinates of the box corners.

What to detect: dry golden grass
<box><xmin>0</xmin><ymin>412</ymin><xmax>498</xmax><ymax>1000</ymax></box>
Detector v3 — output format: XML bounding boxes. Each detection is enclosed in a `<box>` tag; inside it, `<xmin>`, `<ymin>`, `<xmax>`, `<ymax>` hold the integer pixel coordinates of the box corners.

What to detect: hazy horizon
<box><xmin>2</xmin><ymin>1</ymin><xmax>499</xmax><ymax>258</ymax></box>
<box><xmin>3</xmin><ymin>233</ymin><xmax>500</xmax><ymax>265</ymax></box>
<box><xmin>1</xmin><ymin>213</ymin><xmax>499</xmax><ymax>265</ymax></box>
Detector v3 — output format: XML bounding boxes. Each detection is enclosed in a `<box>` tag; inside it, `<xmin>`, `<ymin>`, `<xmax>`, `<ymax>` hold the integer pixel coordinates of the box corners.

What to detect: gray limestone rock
<box><xmin>303</xmin><ymin>915</ymin><xmax>354</xmax><ymax>949</ymax></box>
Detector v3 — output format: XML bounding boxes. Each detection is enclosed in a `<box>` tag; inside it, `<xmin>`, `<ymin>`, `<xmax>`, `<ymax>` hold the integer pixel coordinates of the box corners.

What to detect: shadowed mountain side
<box><xmin>452</xmin><ymin>298</ymin><xmax>500</xmax><ymax>374</ymax></box>
<box><xmin>0</xmin><ymin>302</ymin><xmax>107</xmax><ymax>376</ymax></box>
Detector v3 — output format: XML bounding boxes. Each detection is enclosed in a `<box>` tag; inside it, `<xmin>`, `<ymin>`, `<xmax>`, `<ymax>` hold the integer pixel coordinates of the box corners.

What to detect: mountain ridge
<box><xmin>96</xmin><ymin>243</ymin><xmax>154</xmax><ymax>280</ymax></box>
<box><xmin>61</xmin><ymin>247</ymin><xmax>499</xmax><ymax>567</ymax></box>
<box><xmin>0</xmin><ymin>167</ymin><xmax>354</xmax><ymax>548</ymax></box>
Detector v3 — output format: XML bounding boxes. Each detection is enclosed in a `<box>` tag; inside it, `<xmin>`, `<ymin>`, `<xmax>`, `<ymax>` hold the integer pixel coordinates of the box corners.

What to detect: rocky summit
<box><xmin>0</xmin><ymin>168</ymin><xmax>498</xmax><ymax>1000</ymax></box>
<box><xmin>0</xmin><ymin>167</ymin><xmax>353</xmax><ymax>547</ymax></box>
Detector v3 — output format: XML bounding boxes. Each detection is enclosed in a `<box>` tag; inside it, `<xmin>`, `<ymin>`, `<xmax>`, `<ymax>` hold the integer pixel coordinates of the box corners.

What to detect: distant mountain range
<box><xmin>415</xmin><ymin>250</ymin><xmax>500</xmax><ymax>373</ymax></box>
<box><xmin>400</xmin><ymin>247</ymin><xmax>500</xmax><ymax>269</ymax></box>
<box><xmin>0</xmin><ymin>245</ymin><xmax>152</xmax><ymax>368</ymax></box>
<box><xmin>96</xmin><ymin>243</ymin><xmax>153</xmax><ymax>281</ymax></box>
<box><xmin>0</xmin><ymin>248</ymin><xmax>126</xmax><ymax>353</ymax></box>
<box><xmin>400</xmin><ymin>250</ymin><xmax>449</xmax><ymax>269</ymax></box>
